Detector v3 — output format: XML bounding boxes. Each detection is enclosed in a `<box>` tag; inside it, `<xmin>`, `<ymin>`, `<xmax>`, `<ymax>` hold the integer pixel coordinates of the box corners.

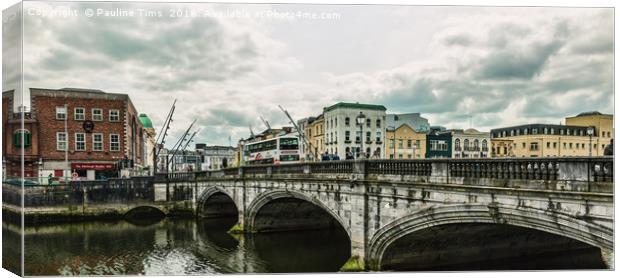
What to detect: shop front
<box><xmin>71</xmin><ymin>163</ymin><xmax>118</xmax><ymax>180</ymax></box>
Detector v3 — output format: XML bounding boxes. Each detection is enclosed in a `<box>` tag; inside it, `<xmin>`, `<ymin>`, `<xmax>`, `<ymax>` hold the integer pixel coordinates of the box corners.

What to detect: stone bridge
<box><xmin>3</xmin><ymin>157</ymin><xmax>614</xmax><ymax>271</ymax></box>
<box><xmin>167</xmin><ymin>157</ymin><xmax>614</xmax><ymax>271</ymax></box>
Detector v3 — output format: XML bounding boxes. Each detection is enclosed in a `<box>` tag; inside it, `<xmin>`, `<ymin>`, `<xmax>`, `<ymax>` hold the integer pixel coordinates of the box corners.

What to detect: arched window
<box><xmin>482</xmin><ymin>140</ymin><xmax>488</xmax><ymax>151</ymax></box>
<box><xmin>474</xmin><ymin>139</ymin><xmax>480</xmax><ymax>151</ymax></box>
<box><xmin>455</xmin><ymin>138</ymin><xmax>461</xmax><ymax>151</ymax></box>
<box><xmin>464</xmin><ymin>139</ymin><xmax>470</xmax><ymax>151</ymax></box>
<box><xmin>13</xmin><ymin>129</ymin><xmax>31</xmax><ymax>148</ymax></box>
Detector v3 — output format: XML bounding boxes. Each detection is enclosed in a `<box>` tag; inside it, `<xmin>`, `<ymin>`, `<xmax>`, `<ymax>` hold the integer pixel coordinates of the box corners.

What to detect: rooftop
<box><xmin>324</xmin><ymin>102</ymin><xmax>387</xmax><ymax>112</ymax></box>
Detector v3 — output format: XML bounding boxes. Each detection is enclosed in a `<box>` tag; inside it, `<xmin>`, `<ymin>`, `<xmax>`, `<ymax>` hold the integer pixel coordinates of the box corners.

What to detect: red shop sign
<box><xmin>71</xmin><ymin>163</ymin><xmax>116</xmax><ymax>170</ymax></box>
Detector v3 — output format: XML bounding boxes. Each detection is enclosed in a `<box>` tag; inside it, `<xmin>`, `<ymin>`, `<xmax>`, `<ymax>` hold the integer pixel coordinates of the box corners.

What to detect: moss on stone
<box><xmin>339</xmin><ymin>256</ymin><xmax>365</xmax><ymax>272</ymax></box>
<box><xmin>227</xmin><ymin>223</ymin><xmax>244</xmax><ymax>234</ymax></box>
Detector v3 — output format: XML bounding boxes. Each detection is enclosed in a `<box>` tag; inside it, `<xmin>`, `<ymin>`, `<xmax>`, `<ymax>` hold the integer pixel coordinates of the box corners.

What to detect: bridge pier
<box><xmin>601</xmin><ymin>248</ymin><xmax>614</xmax><ymax>269</ymax></box>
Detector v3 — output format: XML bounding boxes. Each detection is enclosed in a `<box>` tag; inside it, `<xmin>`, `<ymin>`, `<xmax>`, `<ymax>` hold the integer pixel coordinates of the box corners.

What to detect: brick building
<box><xmin>2</xmin><ymin>88</ymin><xmax>151</xmax><ymax>182</ymax></box>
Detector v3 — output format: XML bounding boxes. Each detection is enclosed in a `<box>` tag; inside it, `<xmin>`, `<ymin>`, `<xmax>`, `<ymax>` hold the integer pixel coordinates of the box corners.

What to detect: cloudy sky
<box><xmin>3</xmin><ymin>1</ymin><xmax>613</xmax><ymax>147</ymax></box>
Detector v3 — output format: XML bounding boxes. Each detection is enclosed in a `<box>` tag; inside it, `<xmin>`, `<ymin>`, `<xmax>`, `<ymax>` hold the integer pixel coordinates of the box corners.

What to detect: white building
<box><xmin>323</xmin><ymin>102</ymin><xmax>387</xmax><ymax>159</ymax></box>
<box><xmin>196</xmin><ymin>144</ymin><xmax>236</xmax><ymax>170</ymax></box>
<box><xmin>451</xmin><ymin>128</ymin><xmax>491</xmax><ymax>158</ymax></box>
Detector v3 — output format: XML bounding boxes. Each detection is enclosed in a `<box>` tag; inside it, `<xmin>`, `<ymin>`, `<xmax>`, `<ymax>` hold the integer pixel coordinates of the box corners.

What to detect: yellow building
<box><xmin>385</xmin><ymin>124</ymin><xmax>426</xmax><ymax>159</ymax></box>
<box><xmin>308</xmin><ymin>114</ymin><xmax>325</xmax><ymax>160</ymax></box>
<box><xmin>490</xmin><ymin>112</ymin><xmax>613</xmax><ymax>157</ymax></box>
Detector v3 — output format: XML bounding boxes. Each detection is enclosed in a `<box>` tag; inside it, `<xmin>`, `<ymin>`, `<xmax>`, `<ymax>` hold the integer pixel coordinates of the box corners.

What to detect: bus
<box><xmin>243</xmin><ymin>135</ymin><xmax>301</xmax><ymax>165</ymax></box>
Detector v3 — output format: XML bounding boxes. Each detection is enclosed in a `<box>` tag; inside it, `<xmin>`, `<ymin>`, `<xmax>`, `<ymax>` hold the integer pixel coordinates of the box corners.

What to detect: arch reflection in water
<box><xmin>248</xmin><ymin>197</ymin><xmax>352</xmax><ymax>272</ymax></box>
<box><xmin>381</xmin><ymin>223</ymin><xmax>607</xmax><ymax>271</ymax></box>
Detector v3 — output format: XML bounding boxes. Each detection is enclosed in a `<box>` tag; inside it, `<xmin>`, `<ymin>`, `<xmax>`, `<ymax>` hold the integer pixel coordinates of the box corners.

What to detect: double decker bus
<box><xmin>243</xmin><ymin>135</ymin><xmax>300</xmax><ymax>165</ymax></box>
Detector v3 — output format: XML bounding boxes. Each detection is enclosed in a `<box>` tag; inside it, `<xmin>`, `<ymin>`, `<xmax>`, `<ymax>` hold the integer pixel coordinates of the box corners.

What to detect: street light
<box><xmin>356</xmin><ymin>112</ymin><xmax>366</xmax><ymax>159</ymax></box>
<box><xmin>587</xmin><ymin>126</ymin><xmax>594</xmax><ymax>157</ymax></box>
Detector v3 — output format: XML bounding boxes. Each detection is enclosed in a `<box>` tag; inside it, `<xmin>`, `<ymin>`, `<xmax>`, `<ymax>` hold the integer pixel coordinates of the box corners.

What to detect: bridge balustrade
<box><xmin>308</xmin><ymin>161</ymin><xmax>353</xmax><ymax>174</ymax></box>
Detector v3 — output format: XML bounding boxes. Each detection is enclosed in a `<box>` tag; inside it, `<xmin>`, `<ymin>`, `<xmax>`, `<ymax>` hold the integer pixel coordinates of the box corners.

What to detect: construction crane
<box><xmin>168</xmin><ymin>119</ymin><xmax>196</xmax><ymax>172</ymax></box>
<box><xmin>153</xmin><ymin>99</ymin><xmax>176</xmax><ymax>174</ymax></box>
<box><xmin>259</xmin><ymin>115</ymin><xmax>271</xmax><ymax>131</ymax></box>
<box><xmin>278</xmin><ymin>105</ymin><xmax>317</xmax><ymax>161</ymax></box>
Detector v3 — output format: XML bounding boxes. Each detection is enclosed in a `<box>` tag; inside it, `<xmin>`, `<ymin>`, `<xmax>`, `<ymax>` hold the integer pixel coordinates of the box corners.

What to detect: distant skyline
<box><xmin>3</xmin><ymin>1</ymin><xmax>613</xmax><ymax>147</ymax></box>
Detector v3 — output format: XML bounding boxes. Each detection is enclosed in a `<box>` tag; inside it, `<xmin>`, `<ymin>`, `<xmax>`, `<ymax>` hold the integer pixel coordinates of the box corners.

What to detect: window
<box><xmin>74</xmin><ymin>107</ymin><xmax>85</xmax><ymax>120</ymax></box>
<box><xmin>356</xmin><ymin>131</ymin><xmax>362</xmax><ymax>142</ymax></box>
<box><xmin>455</xmin><ymin>139</ymin><xmax>461</xmax><ymax>151</ymax></box>
<box><xmin>464</xmin><ymin>139</ymin><xmax>470</xmax><ymax>151</ymax></box>
<box><xmin>109</xmin><ymin>109</ymin><xmax>120</xmax><ymax>122</ymax></box>
<box><xmin>563</xmin><ymin>142</ymin><xmax>567</xmax><ymax>149</ymax></box>
<box><xmin>345</xmin><ymin>117</ymin><xmax>350</xmax><ymax>126</ymax></box>
<box><xmin>516</xmin><ymin>129</ymin><xmax>520</xmax><ymax>136</ymax></box>
<box><xmin>13</xmin><ymin>130</ymin><xmax>31</xmax><ymax>148</ymax></box>
<box><xmin>56</xmin><ymin>106</ymin><xmax>67</xmax><ymax>120</ymax></box>
<box><xmin>560</xmin><ymin>129</ymin><xmax>565</xmax><ymax>135</ymax></box>
<box><xmin>532</xmin><ymin>128</ymin><xmax>538</xmax><ymax>135</ymax></box>
<box><xmin>75</xmin><ymin>133</ymin><xmax>86</xmax><ymax>151</ymax></box>
<box><xmin>398</xmin><ymin>139</ymin><xmax>403</xmax><ymax>148</ymax></box>
<box><xmin>57</xmin><ymin>132</ymin><xmax>67</xmax><ymax>150</ymax></box>
<box><xmin>389</xmin><ymin>139</ymin><xmax>395</xmax><ymax>148</ymax></box>
<box><xmin>553</xmin><ymin>142</ymin><xmax>557</xmax><ymax>148</ymax></box>
<box><xmin>376</xmin><ymin>131</ymin><xmax>382</xmax><ymax>142</ymax></box>
<box><xmin>366</xmin><ymin>118</ymin><xmax>371</xmax><ymax>128</ymax></box>
<box><xmin>569</xmin><ymin>143</ymin><xmax>573</xmax><ymax>149</ymax></box>
<box><xmin>530</xmin><ymin>142</ymin><xmax>539</xmax><ymax>151</ymax></box>
<box><xmin>524</xmin><ymin>128</ymin><xmax>528</xmax><ymax>135</ymax></box>
<box><xmin>92</xmin><ymin>108</ymin><xmax>103</xmax><ymax>121</ymax></box>
<box><xmin>415</xmin><ymin>140</ymin><xmax>421</xmax><ymax>148</ymax></box>
<box><xmin>92</xmin><ymin>133</ymin><xmax>103</xmax><ymax>151</ymax></box>
<box><xmin>482</xmin><ymin>140</ymin><xmax>488</xmax><ymax>151</ymax></box>
<box><xmin>473</xmin><ymin>139</ymin><xmax>480</xmax><ymax>151</ymax></box>
<box><xmin>547</xmin><ymin>142</ymin><xmax>551</xmax><ymax>148</ymax></box>
<box><xmin>390</xmin><ymin>154</ymin><xmax>394</xmax><ymax>159</ymax></box>
<box><xmin>510</xmin><ymin>130</ymin><xmax>514</xmax><ymax>136</ymax></box>
<box><xmin>550</xmin><ymin>128</ymin><xmax>554</xmax><ymax>134</ymax></box>
<box><xmin>502</xmin><ymin>131</ymin><xmax>506</xmax><ymax>137</ymax></box>
<box><xmin>544</xmin><ymin>128</ymin><xmax>548</xmax><ymax>134</ymax></box>
<box><xmin>407</xmin><ymin>140</ymin><xmax>412</xmax><ymax>148</ymax></box>
<box><xmin>345</xmin><ymin>131</ymin><xmax>350</xmax><ymax>141</ymax></box>
<box><xmin>110</xmin><ymin>134</ymin><xmax>120</xmax><ymax>151</ymax></box>
<box><xmin>398</xmin><ymin>154</ymin><xmax>403</xmax><ymax>159</ymax></box>
<box><xmin>579</xmin><ymin>130</ymin><xmax>584</xmax><ymax>136</ymax></box>
<box><xmin>376</xmin><ymin>119</ymin><xmax>381</xmax><ymax>128</ymax></box>
<box><xmin>335</xmin><ymin>118</ymin><xmax>337</xmax><ymax>127</ymax></box>
<box><xmin>366</xmin><ymin>131</ymin><xmax>371</xmax><ymax>142</ymax></box>
<box><xmin>581</xmin><ymin>143</ymin><xmax>585</xmax><ymax>149</ymax></box>
<box><xmin>522</xmin><ymin>142</ymin><xmax>526</xmax><ymax>148</ymax></box>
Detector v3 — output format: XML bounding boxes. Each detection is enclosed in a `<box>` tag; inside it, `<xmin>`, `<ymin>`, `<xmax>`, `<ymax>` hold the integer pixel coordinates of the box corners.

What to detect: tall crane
<box><xmin>278</xmin><ymin>105</ymin><xmax>317</xmax><ymax>161</ymax></box>
<box><xmin>153</xmin><ymin>99</ymin><xmax>176</xmax><ymax>174</ymax></box>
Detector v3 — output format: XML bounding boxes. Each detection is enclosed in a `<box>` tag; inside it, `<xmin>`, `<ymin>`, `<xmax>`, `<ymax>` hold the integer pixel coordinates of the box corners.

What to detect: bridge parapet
<box><xmin>184</xmin><ymin>157</ymin><xmax>612</xmax><ymax>193</ymax></box>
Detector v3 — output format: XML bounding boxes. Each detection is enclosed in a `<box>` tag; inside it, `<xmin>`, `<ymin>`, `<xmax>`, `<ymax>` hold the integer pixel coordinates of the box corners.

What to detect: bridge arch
<box><xmin>245</xmin><ymin>189</ymin><xmax>350</xmax><ymax>236</ymax></box>
<box><xmin>196</xmin><ymin>186</ymin><xmax>239</xmax><ymax>219</ymax></box>
<box><xmin>123</xmin><ymin>205</ymin><xmax>167</xmax><ymax>224</ymax></box>
<box><xmin>368</xmin><ymin>204</ymin><xmax>613</xmax><ymax>270</ymax></box>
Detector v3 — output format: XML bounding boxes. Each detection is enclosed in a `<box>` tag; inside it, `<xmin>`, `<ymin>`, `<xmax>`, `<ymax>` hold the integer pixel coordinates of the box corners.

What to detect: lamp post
<box><xmin>587</xmin><ymin>126</ymin><xmax>594</xmax><ymax>157</ymax></box>
<box><xmin>356</xmin><ymin>112</ymin><xmax>366</xmax><ymax>159</ymax></box>
<box><xmin>388</xmin><ymin>125</ymin><xmax>396</xmax><ymax>159</ymax></box>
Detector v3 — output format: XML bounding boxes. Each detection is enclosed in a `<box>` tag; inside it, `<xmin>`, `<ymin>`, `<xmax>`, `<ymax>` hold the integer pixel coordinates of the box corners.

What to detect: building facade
<box><xmin>196</xmin><ymin>144</ymin><xmax>236</xmax><ymax>170</ymax></box>
<box><xmin>491</xmin><ymin>138</ymin><xmax>515</xmax><ymax>157</ymax></box>
<box><xmin>425</xmin><ymin>130</ymin><xmax>452</xmax><ymax>158</ymax></box>
<box><xmin>490</xmin><ymin>121</ymin><xmax>611</xmax><ymax>158</ymax></box>
<box><xmin>386</xmin><ymin>113</ymin><xmax>430</xmax><ymax>132</ymax></box>
<box><xmin>385</xmin><ymin>124</ymin><xmax>426</xmax><ymax>159</ymax></box>
<box><xmin>323</xmin><ymin>102</ymin><xmax>387</xmax><ymax>159</ymax></box>
<box><xmin>139</xmin><ymin>113</ymin><xmax>157</xmax><ymax>175</ymax></box>
<box><xmin>451</xmin><ymin>128</ymin><xmax>491</xmax><ymax>158</ymax></box>
<box><xmin>308</xmin><ymin>114</ymin><xmax>325</xmax><ymax>161</ymax></box>
<box><xmin>2</xmin><ymin>88</ymin><xmax>149</xmax><ymax>182</ymax></box>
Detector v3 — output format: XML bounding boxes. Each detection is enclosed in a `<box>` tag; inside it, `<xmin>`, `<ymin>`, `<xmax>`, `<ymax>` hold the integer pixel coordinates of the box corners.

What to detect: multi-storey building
<box><xmin>490</xmin><ymin>138</ymin><xmax>514</xmax><ymax>157</ymax></box>
<box><xmin>308</xmin><ymin>114</ymin><xmax>325</xmax><ymax>160</ymax></box>
<box><xmin>196</xmin><ymin>144</ymin><xmax>236</xmax><ymax>170</ymax></box>
<box><xmin>297</xmin><ymin>116</ymin><xmax>320</xmax><ymax>161</ymax></box>
<box><xmin>385</xmin><ymin>124</ymin><xmax>427</xmax><ymax>159</ymax></box>
<box><xmin>490</xmin><ymin>112</ymin><xmax>613</xmax><ymax>157</ymax></box>
<box><xmin>386</xmin><ymin>113</ymin><xmax>430</xmax><ymax>132</ymax></box>
<box><xmin>425</xmin><ymin>129</ymin><xmax>452</xmax><ymax>158</ymax></box>
<box><xmin>323</xmin><ymin>102</ymin><xmax>387</xmax><ymax>159</ymax></box>
<box><xmin>2</xmin><ymin>88</ymin><xmax>150</xmax><ymax>181</ymax></box>
<box><xmin>139</xmin><ymin>113</ymin><xmax>157</xmax><ymax>175</ymax></box>
<box><xmin>451</xmin><ymin>128</ymin><xmax>491</xmax><ymax>158</ymax></box>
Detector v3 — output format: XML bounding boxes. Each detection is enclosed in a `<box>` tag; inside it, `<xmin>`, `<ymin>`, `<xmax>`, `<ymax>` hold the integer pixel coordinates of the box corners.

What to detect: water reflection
<box><xmin>9</xmin><ymin>217</ymin><xmax>351</xmax><ymax>275</ymax></box>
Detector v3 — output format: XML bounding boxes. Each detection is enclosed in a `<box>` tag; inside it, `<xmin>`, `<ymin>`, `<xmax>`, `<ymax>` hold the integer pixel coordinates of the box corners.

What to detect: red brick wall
<box><xmin>33</xmin><ymin>95</ymin><xmax>127</xmax><ymax>162</ymax></box>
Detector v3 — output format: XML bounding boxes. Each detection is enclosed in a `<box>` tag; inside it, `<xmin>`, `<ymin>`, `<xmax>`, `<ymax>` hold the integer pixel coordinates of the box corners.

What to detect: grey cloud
<box><xmin>474</xmin><ymin>41</ymin><xmax>563</xmax><ymax>80</ymax></box>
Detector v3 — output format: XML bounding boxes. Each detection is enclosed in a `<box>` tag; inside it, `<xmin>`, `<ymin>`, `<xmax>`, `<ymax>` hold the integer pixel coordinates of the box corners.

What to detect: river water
<box><xmin>3</xmin><ymin>217</ymin><xmax>351</xmax><ymax>275</ymax></box>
